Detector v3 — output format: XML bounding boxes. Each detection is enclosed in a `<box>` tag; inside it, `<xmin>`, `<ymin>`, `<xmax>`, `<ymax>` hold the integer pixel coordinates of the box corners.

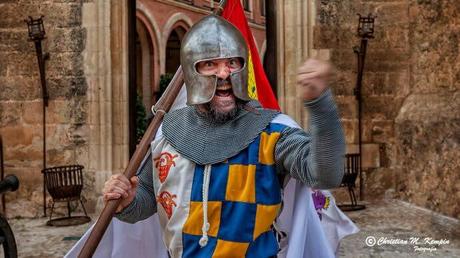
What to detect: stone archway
<box><xmin>135</xmin><ymin>18</ymin><xmax>156</xmax><ymax>112</ymax></box>
<box><xmin>136</xmin><ymin>2</ymin><xmax>163</xmax><ymax>103</ymax></box>
<box><xmin>162</xmin><ymin>13</ymin><xmax>193</xmax><ymax>75</ymax></box>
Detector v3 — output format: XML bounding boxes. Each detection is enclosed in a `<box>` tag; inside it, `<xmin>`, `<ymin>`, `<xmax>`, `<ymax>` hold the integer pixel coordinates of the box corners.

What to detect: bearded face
<box><xmin>195</xmin><ymin>58</ymin><xmax>247</xmax><ymax>123</ymax></box>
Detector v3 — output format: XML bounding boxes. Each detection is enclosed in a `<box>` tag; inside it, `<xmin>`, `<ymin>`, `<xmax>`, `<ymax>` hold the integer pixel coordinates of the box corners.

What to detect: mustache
<box><xmin>217</xmin><ymin>78</ymin><xmax>231</xmax><ymax>87</ymax></box>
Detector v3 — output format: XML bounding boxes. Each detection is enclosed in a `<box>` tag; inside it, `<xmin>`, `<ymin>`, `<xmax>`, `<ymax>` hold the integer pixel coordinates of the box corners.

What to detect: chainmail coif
<box><xmin>162</xmin><ymin>103</ymin><xmax>279</xmax><ymax>165</ymax></box>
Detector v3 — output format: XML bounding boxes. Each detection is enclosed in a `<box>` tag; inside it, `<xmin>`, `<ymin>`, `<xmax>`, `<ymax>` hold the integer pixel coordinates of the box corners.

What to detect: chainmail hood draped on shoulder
<box><xmin>162</xmin><ymin>103</ymin><xmax>280</xmax><ymax>165</ymax></box>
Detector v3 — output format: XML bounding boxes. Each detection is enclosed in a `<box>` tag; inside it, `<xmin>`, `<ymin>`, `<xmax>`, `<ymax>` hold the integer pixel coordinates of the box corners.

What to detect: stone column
<box><xmin>275</xmin><ymin>0</ymin><xmax>319</xmax><ymax>128</ymax></box>
<box><xmin>82</xmin><ymin>0</ymin><xmax>130</xmax><ymax>212</ymax></box>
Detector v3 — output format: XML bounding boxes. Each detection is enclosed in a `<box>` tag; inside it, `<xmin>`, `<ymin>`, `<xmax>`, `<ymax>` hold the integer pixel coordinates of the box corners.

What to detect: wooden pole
<box><xmin>78</xmin><ymin>1</ymin><xmax>228</xmax><ymax>257</ymax></box>
<box><xmin>78</xmin><ymin>68</ymin><xmax>184</xmax><ymax>258</ymax></box>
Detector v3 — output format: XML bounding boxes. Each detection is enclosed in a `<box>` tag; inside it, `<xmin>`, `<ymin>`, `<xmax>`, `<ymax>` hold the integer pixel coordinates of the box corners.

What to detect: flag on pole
<box><xmin>221</xmin><ymin>0</ymin><xmax>280</xmax><ymax>110</ymax></box>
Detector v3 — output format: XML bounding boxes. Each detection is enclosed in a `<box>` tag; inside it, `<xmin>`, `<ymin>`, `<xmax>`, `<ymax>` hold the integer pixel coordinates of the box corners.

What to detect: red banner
<box><xmin>221</xmin><ymin>0</ymin><xmax>280</xmax><ymax>110</ymax></box>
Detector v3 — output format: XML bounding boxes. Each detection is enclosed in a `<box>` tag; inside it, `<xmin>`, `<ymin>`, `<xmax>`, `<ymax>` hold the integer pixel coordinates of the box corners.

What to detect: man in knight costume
<box><xmin>103</xmin><ymin>15</ymin><xmax>346</xmax><ymax>257</ymax></box>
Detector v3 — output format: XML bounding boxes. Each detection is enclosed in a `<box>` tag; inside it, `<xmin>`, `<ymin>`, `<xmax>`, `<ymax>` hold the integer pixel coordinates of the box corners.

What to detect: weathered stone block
<box><xmin>335</xmin><ymin>96</ymin><xmax>357</xmax><ymax>119</ymax></box>
<box><xmin>395</xmin><ymin>117</ymin><xmax>460</xmax><ymax>219</ymax></box>
<box><xmin>5</xmin><ymin>52</ymin><xmax>40</xmax><ymax>77</ymax></box>
<box><xmin>341</xmin><ymin>119</ymin><xmax>358</xmax><ymax>144</ymax></box>
<box><xmin>0</xmin><ymin>101</ymin><xmax>22</xmax><ymax>126</ymax></box>
<box><xmin>0</xmin><ymin>30</ymin><xmax>30</xmax><ymax>52</ymax></box>
<box><xmin>388</xmin><ymin>70</ymin><xmax>410</xmax><ymax>96</ymax></box>
<box><xmin>311</xmin><ymin>49</ymin><xmax>331</xmax><ymax>61</ymax></box>
<box><xmin>0</xmin><ymin>54</ymin><xmax>7</xmax><ymax>76</ymax></box>
<box><xmin>412</xmin><ymin>70</ymin><xmax>456</xmax><ymax>94</ymax></box>
<box><xmin>46</xmin><ymin>148</ymin><xmax>73</xmax><ymax>167</ymax></box>
<box><xmin>313</xmin><ymin>25</ymin><xmax>356</xmax><ymax>50</ymax></box>
<box><xmin>317</xmin><ymin>0</ymin><xmax>358</xmax><ymax>27</ymax></box>
<box><xmin>0</xmin><ymin>76</ymin><xmax>41</xmax><ymax>100</ymax></box>
<box><xmin>364</xmin><ymin>167</ymin><xmax>395</xmax><ymax>199</ymax></box>
<box><xmin>384</xmin><ymin>27</ymin><xmax>409</xmax><ymax>49</ymax></box>
<box><xmin>47</xmin><ymin>76</ymin><xmax>87</xmax><ymax>99</ymax></box>
<box><xmin>45</xmin><ymin>100</ymin><xmax>72</xmax><ymax>124</ymax></box>
<box><xmin>47</xmin><ymin>27</ymin><xmax>86</xmax><ymax>53</ymax></box>
<box><xmin>45</xmin><ymin>3</ymin><xmax>82</xmax><ymax>28</ymax></box>
<box><xmin>0</xmin><ymin>4</ymin><xmax>28</xmax><ymax>28</ymax></box>
<box><xmin>362</xmin><ymin>72</ymin><xmax>389</xmax><ymax>96</ymax></box>
<box><xmin>363</xmin><ymin>96</ymin><xmax>404</xmax><ymax>120</ymax></box>
<box><xmin>69</xmin><ymin>97</ymin><xmax>88</xmax><ymax>125</ymax></box>
<box><xmin>347</xmin><ymin>143</ymin><xmax>381</xmax><ymax>168</ymax></box>
<box><xmin>45</xmin><ymin>124</ymin><xmax>73</xmax><ymax>149</ymax></box>
<box><xmin>0</xmin><ymin>124</ymin><xmax>41</xmax><ymax>147</ymax></box>
<box><xmin>22</xmin><ymin>100</ymin><xmax>45</xmax><ymax>124</ymax></box>
<box><xmin>370</xmin><ymin>119</ymin><xmax>394</xmax><ymax>143</ymax></box>
<box><xmin>330</xmin><ymin>49</ymin><xmax>356</xmax><ymax>72</ymax></box>
<box><xmin>372</xmin><ymin>2</ymin><xmax>409</xmax><ymax>26</ymax></box>
<box><xmin>396</xmin><ymin>93</ymin><xmax>460</xmax><ymax>123</ymax></box>
<box><xmin>361</xmin><ymin>119</ymin><xmax>373</xmax><ymax>143</ymax></box>
<box><xmin>46</xmin><ymin>52</ymin><xmax>84</xmax><ymax>77</ymax></box>
<box><xmin>68</xmin><ymin>123</ymin><xmax>88</xmax><ymax>145</ymax></box>
<box><xmin>367</xmin><ymin>48</ymin><xmax>410</xmax><ymax>65</ymax></box>
<box><xmin>332</xmin><ymin>70</ymin><xmax>355</xmax><ymax>96</ymax></box>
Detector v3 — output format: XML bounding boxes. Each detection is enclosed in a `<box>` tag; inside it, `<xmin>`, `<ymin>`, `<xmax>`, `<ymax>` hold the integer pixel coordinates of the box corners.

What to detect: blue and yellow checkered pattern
<box><xmin>182</xmin><ymin>123</ymin><xmax>287</xmax><ymax>258</ymax></box>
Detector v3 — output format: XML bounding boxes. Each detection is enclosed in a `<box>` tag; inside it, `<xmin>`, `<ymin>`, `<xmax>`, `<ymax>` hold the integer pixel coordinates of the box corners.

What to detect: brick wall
<box><xmin>314</xmin><ymin>0</ymin><xmax>459</xmax><ymax>219</ymax></box>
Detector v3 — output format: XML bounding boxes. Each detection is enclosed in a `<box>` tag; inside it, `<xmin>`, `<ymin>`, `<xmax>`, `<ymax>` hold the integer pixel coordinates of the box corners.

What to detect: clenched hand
<box><xmin>103</xmin><ymin>174</ymin><xmax>139</xmax><ymax>213</ymax></box>
<box><xmin>297</xmin><ymin>58</ymin><xmax>333</xmax><ymax>101</ymax></box>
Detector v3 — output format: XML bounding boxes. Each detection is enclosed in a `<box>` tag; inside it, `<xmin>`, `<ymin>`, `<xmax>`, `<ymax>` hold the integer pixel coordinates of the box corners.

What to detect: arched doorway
<box><xmin>129</xmin><ymin>17</ymin><xmax>157</xmax><ymax>152</ymax></box>
<box><xmin>165</xmin><ymin>26</ymin><xmax>187</xmax><ymax>75</ymax></box>
<box><xmin>136</xmin><ymin>18</ymin><xmax>154</xmax><ymax>111</ymax></box>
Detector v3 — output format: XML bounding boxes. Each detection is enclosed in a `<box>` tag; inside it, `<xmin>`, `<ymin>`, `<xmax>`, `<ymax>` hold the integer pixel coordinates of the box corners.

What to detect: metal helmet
<box><xmin>180</xmin><ymin>15</ymin><xmax>250</xmax><ymax>105</ymax></box>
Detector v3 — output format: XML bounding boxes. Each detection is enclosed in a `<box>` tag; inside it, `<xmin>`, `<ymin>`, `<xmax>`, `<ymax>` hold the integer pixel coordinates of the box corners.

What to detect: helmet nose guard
<box><xmin>180</xmin><ymin>15</ymin><xmax>250</xmax><ymax>105</ymax></box>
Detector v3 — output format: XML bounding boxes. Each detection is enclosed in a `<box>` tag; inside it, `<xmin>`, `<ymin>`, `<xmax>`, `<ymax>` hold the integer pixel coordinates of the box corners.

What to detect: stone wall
<box><xmin>314</xmin><ymin>0</ymin><xmax>459</xmax><ymax>219</ymax></box>
<box><xmin>395</xmin><ymin>1</ymin><xmax>460</xmax><ymax>219</ymax></box>
<box><xmin>0</xmin><ymin>0</ymin><xmax>89</xmax><ymax>217</ymax></box>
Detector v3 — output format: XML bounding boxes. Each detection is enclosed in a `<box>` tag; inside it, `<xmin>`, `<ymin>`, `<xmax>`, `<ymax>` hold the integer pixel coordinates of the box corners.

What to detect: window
<box><xmin>260</xmin><ymin>0</ymin><xmax>266</xmax><ymax>17</ymax></box>
<box><xmin>242</xmin><ymin>0</ymin><xmax>250</xmax><ymax>11</ymax></box>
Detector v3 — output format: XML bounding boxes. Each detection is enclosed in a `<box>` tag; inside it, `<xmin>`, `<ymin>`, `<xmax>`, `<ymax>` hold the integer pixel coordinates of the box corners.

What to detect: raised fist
<box><xmin>103</xmin><ymin>174</ymin><xmax>139</xmax><ymax>213</ymax></box>
<box><xmin>297</xmin><ymin>58</ymin><xmax>333</xmax><ymax>101</ymax></box>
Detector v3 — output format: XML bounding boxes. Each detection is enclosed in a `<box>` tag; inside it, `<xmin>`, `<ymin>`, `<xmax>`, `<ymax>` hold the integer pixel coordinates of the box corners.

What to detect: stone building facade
<box><xmin>0</xmin><ymin>0</ymin><xmax>458</xmax><ymax>220</ymax></box>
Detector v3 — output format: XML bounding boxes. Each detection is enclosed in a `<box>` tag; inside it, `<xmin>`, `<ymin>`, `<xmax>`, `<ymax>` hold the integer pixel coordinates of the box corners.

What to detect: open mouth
<box><xmin>215</xmin><ymin>86</ymin><xmax>233</xmax><ymax>97</ymax></box>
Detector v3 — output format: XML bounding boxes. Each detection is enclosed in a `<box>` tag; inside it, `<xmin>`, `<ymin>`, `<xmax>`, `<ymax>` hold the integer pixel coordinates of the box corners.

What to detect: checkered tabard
<box><xmin>181</xmin><ymin>123</ymin><xmax>287</xmax><ymax>257</ymax></box>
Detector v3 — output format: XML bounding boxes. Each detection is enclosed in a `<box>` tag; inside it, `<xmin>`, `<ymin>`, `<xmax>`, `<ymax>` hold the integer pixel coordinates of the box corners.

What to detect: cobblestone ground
<box><xmin>4</xmin><ymin>200</ymin><xmax>460</xmax><ymax>258</ymax></box>
<box><xmin>339</xmin><ymin>200</ymin><xmax>460</xmax><ymax>258</ymax></box>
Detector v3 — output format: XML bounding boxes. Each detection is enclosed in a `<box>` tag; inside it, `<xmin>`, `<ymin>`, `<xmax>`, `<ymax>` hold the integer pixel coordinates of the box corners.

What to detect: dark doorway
<box><xmin>165</xmin><ymin>27</ymin><xmax>186</xmax><ymax>74</ymax></box>
<box><xmin>136</xmin><ymin>18</ymin><xmax>154</xmax><ymax>112</ymax></box>
<box><xmin>128</xmin><ymin>0</ymin><xmax>137</xmax><ymax>157</ymax></box>
<box><xmin>263</xmin><ymin>0</ymin><xmax>277</xmax><ymax>97</ymax></box>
